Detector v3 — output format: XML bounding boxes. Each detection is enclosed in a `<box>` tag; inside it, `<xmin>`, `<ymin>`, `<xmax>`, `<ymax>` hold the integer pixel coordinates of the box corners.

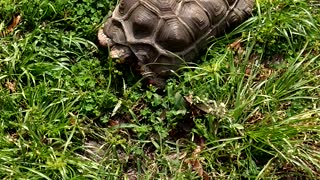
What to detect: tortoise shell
<box><xmin>101</xmin><ymin>0</ymin><xmax>254</xmax><ymax>84</ymax></box>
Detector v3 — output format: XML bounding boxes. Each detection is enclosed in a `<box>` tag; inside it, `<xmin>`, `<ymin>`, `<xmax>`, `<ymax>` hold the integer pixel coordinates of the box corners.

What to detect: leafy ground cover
<box><xmin>0</xmin><ymin>0</ymin><xmax>320</xmax><ymax>179</ymax></box>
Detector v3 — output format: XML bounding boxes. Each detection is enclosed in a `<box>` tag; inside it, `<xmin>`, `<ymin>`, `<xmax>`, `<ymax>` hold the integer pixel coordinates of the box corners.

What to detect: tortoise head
<box><xmin>97</xmin><ymin>19</ymin><xmax>133</xmax><ymax>63</ymax></box>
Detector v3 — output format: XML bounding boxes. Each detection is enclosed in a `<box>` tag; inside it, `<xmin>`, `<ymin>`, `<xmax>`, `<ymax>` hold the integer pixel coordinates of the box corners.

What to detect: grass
<box><xmin>0</xmin><ymin>0</ymin><xmax>320</xmax><ymax>179</ymax></box>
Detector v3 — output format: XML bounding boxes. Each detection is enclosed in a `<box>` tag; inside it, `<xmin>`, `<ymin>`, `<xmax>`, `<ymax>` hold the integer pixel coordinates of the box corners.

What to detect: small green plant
<box><xmin>0</xmin><ymin>0</ymin><xmax>319</xmax><ymax>179</ymax></box>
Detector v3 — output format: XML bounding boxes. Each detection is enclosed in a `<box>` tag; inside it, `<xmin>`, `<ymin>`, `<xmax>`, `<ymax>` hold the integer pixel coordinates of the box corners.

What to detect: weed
<box><xmin>0</xmin><ymin>0</ymin><xmax>319</xmax><ymax>179</ymax></box>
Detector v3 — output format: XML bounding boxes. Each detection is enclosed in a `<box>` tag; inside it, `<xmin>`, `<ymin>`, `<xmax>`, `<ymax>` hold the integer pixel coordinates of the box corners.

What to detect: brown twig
<box><xmin>1</xmin><ymin>14</ymin><xmax>21</xmax><ymax>37</ymax></box>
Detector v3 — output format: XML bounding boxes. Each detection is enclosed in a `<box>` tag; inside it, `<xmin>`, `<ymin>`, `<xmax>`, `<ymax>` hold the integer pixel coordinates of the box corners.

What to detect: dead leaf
<box><xmin>7</xmin><ymin>133</ymin><xmax>18</xmax><ymax>143</ymax></box>
<box><xmin>192</xmin><ymin>159</ymin><xmax>203</xmax><ymax>176</ymax></box>
<box><xmin>1</xmin><ymin>14</ymin><xmax>21</xmax><ymax>37</ymax></box>
<box><xmin>257</xmin><ymin>64</ymin><xmax>274</xmax><ymax>80</ymax></box>
<box><xmin>184</xmin><ymin>95</ymin><xmax>226</xmax><ymax>118</ymax></box>
<box><xmin>228</xmin><ymin>38</ymin><xmax>244</xmax><ymax>54</ymax></box>
<box><xmin>108</xmin><ymin>120</ymin><xmax>120</xmax><ymax>127</ymax></box>
<box><xmin>5</xmin><ymin>81</ymin><xmax>16</xmax><ymax>93</ymax></box>
<box><xmin>247</xmin><ymin>111</ymin><xmax>263</xmax><ymax>124</ymax></box>
<box><xmin>229</xmin><ymin>38</ymin><xmax>241</xmax><ymax>49</ymax></box>
<box><xmin>159</xmin><ymin>110</ymin><xmax>166</xmax><ymax>121</ymax></box>
<box><xmin>184</xmin><ymin>94</ymin><xmax>193</xmax><ymax>105</ymax></box>
<box><xmin>184</xmin><ymin>145</ymin><xmax>211</xmax><ymax>179</ymax></box>
<box><xmin>7</xmin><ymin>14</ymin><xmax>21</xmax><ymax>32</ymax></box>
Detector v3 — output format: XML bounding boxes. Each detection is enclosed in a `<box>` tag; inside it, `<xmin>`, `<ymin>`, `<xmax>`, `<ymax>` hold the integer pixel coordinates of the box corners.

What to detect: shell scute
<box><xmin>179</xmin><ymin>2</ymin><xmax>210</xmax><ymax>39</ymax></box>
<box><xmin>128</xmin><ymin>5</ymin><xmax>160</xmax><ymax>39</ymax></box>
<box><xmin>198</xmin><ymin>0</ymin><xmax>228</xmax><ymax>24</ymax></box>
<box><xmin>117</xmin><ymin>0</ymin><xmax>138</xmax><ymax>16</ymax></box>
<box><xmin>103</xmin><ymin>20</ymin><xmax>126</xmax><ymax>44</ymax></box>
<box><xmin>156</xmin><ymin>18</ymin><xmax>193</xmax><ymax>52</ymax></box>
<box><xmin>147</xmin><ymin>0</ymin><xmax>178</xmax><ymax>15</ymax></box>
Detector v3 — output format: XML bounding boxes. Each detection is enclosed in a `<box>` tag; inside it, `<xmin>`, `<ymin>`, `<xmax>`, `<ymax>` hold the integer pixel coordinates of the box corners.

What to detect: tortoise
<box><xmin>98</xmin><ymin>0</ymin><xmax>254</xmax><ymax>87</ymax></box>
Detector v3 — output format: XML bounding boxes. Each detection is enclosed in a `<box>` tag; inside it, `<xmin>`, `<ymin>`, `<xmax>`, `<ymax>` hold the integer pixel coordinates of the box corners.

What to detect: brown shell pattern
<box><xmin>104</xmin><ymin>0</ymin><xmax>254</xmax><ymax>76</ymax></box>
